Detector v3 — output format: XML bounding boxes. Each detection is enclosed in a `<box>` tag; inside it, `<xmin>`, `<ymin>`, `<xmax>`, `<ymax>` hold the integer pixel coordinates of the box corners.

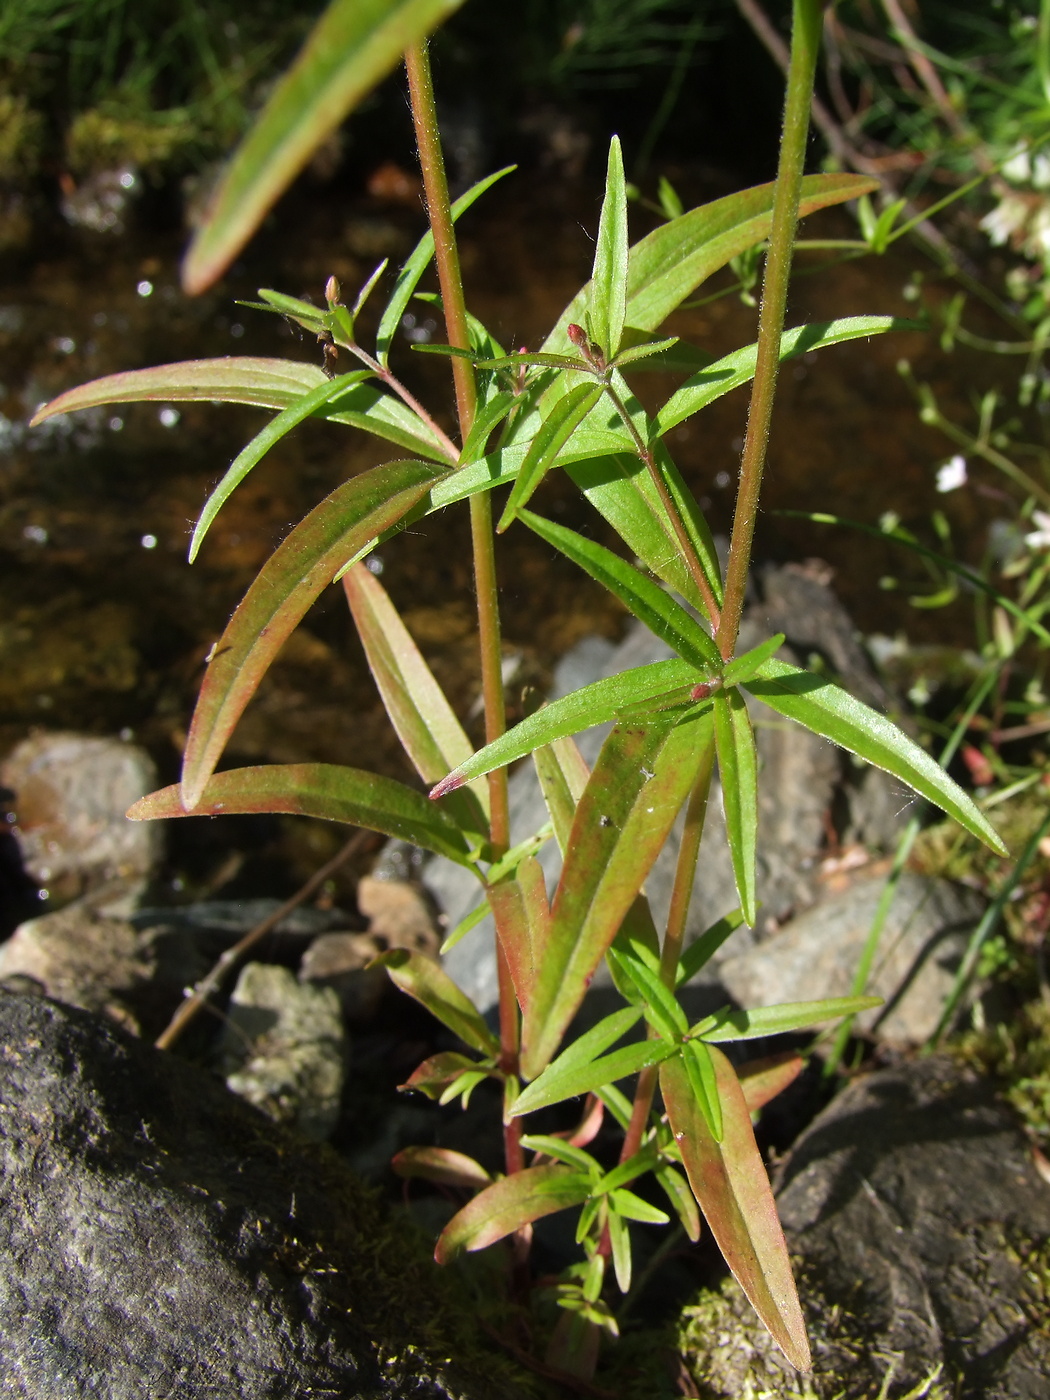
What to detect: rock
<box><xmin>357</xmin><ymin>874</ymin><xmax>439</xmax><ymax>955</ymax></box>
<box><xmin>717</xmin><ymin>870</ymin><xmax>985</xmax><ymax>1044</ymax></box>
<box><xmin>220</xmin><ymin>963</ymin><xmax>346</xmax><ymax>1140</ymax></box>
<box><xmin>0</xmin><ymin>990</ymin><xmax>531</xmax><ymax>1399</ymax></box>
<box><xmin>1</xmin><ymin>731</ymin><xmax>161</xmax><ymax>896</ymax></box>
<box><xmin>0</xmin><ymin>886</ymin><xmax>204</xmax><ymax>1037</ymax></box>
<box><xmin>300</xmin><ymin>931</ymin><xmax>388</xmax><ymax>1020</ymax></box>
<box><xmin>774</xmin><ymin>1055</ymin><xmax>1050</xmax><ymax>1398</ymax></box>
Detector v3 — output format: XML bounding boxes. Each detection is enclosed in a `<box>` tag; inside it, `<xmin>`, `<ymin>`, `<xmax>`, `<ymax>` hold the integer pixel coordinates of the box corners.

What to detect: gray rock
<box><xmin>775</xmin><ymin>1056</ymin><xmax>1050</xmax><ymax>1398</ymax></box>
<box><xmin>220</xmin><ymin>963</ymin><xmax>346</xmax><ymax>1141</ymax></box>
<box><xmin>0</xmin><ymin>885</ymin><xmax>205</xmax><ymax>1037</ymax></box>
<box><xmin>300</xmin><ymin>932</ymin><xmax>388</xmax><ymax>1021</ymax></box>
<box><xmin>1</xmin><ymin>731</ymin><xmax>161</xmax><ymax>895</ymax></box>
<box><xmin>0</xmin><ymin>990</ymin><xmax>529</xmax><ymax>1399</ymax></box>
<box><xmin>718</xmin><ymin>871</ymin><xmax>985</xmax><ymax>1044</ymax></box>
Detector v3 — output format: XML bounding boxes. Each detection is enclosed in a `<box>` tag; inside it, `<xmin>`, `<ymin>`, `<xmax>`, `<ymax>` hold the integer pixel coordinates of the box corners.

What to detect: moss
<box><xmin>957</xmin><ymin>998</ymin><xmax>1050</xmax><ymax>1148</ymax></box>
<box><xmin>65</xmin><ymin>102</ymin><xmax>196</xmax><ymax>176</ymax></box>
<box><xmin>0</xmin><ymin>90</ymin><xmax>44</xmax><ymax>181</ymax></box>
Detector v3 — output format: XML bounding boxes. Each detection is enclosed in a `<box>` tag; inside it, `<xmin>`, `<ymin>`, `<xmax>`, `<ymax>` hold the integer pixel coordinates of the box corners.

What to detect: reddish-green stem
<box><xmin>404</xmin><ymin>40</ymin><xmax>517</xmax><ymax>1172</ymax></box>
<box><xmin>716</xmin><ymin>0</ymin><xmax>822</xmax><ymax>661</ymax></box>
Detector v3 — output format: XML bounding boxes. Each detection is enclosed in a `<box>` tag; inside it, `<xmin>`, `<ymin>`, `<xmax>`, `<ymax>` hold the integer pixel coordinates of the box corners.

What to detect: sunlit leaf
<box><xmin>682</xmin><ymin>1038</ymin><xmax>723</xmax><ymax>1142</ymax></box>
<box><xmin>513</xmin><ymin>1005</ymin><xmax>640</xmax><ymax>1115</ymax></box>
<box><xmin>611</xmin><ymin>1188</ymin><xmax>669</xmax><ymax>1226</ymax></box>
<box><xmin>488</xmin><ymin>856</ymin><xmax>550</xmax><ymax>1014</ymax></box>
<box><xmin>520</xmin><ymin>510</ymin><xmax>720</xmax><ymax>670</ymax></box>
<box><xmin>533</xmin><ymin>732</ymin><xmax>590</xmax><ymax>855</ymax></box>
<box><xmin>590</xmin><ymin>135</ymin><xmax>628</xmax><ymax>359</ymax></box>
<box><xmin>691</xmin><ymin>994</ymin><xmax>883</xmax><ymax>1043</ymax></box>
<box><xmin>181</xmin><ymin>458</ymin><xmax>449</xmax><ymax>809</ymax></box>
<box><xmin>399</xmin><ymin>1050</ymin><xmax>489</xmax><ymax>1098</ymax></box>
<box><xmin>183</xmin><ymin>0</ymin><xmax>470</xmax><ymax>293</ymax></box>
<box><xmin>429</xmin><ymin>658</ymin><xmax>701</xmax><ymax>797</ymax></box>
<box><xmin>376</xmin><ymin>165</ymin><xmax>516</xmax><ymax>363</ymax></box>
<box><xmin>511</xmin><ymin>1037</ymin><xmax>676</xmax><ymax>1118</ymax></box>
<box><xmin>391</xmin><ymin>1146</ymin><xmax>492</xmax><ymax>1188</ymax></box>
<box><xmin>607</xmin><ymin>896</ymin><xmax>662</xmax><ymax>1004</ymax></box>
<box><xmin>676</xmin><ymin>909</ymin><xmax>748</xmax><ymax>985</ymax></box>
<box><xmin>342</xmin><ymin>562</ymin><xmax>489</xmax><ymax>836</ymax></box>
<box><xmin>606</xmin><ymin>945</ymin><xmax>687</xmax><ymax>1044</ymax></box>
<box><xmin>722</xmin><ymin>633</ymin><xmax>785</xmax><ymax>688</ymax></box>
<box><xmin>520</xmin><ymin>1135</ymin><xmax>599</xmax><ymax>1174</ymax></box>
<box><xmin>713</xmin><ymin>687</ymin><xmax>759</xmax><ymax>927</ymax></box>
<box><xmin>189</xmin><ymin>371</ymin><xmax>372</xmax><ymax>562</ymax></box>
<box><xmin>660</xmin><ymin>1048</ymin><xmax>810</xmax><ymax>1370</ymax></box>
<box><xmin>435</xmin><ymin>1165</ymin><xmax>591</xmax><ymax>1262</ymax></box>
<box><xmin>744</xmin><ymin>658</ymin><xmax>1007</xmax><ymax>854</ymax></box>
<box><xmin>651</xmin><ymin>317</ymin><xmax>917</xmax><ymax>438</ymax></box>
<box><xmin>374</xmin><ymin>948</ymin><xmax>499</xmax><ymax>1055</ymax></box>
<box><xmin>521</xmin><ymin>709</ymin><xmax>714</xmax><ymax>1079</ymax></box>
<box><xmin>498</xmin><ymin>383</ymin><xmax>605</xmax><ymax>530</ymax></box>
<box><xmin>127</xmin><ymin>762</ymin><xmax>473</xmax><ymax>865</ymax></box>
<box><xmin>612</xmin><ymin>334</ymin><xmax>681</xmax><ymax>369</ymax></box>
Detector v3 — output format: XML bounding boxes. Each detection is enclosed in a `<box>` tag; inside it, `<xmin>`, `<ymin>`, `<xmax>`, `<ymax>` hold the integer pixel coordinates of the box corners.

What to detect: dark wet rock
<box><xmin>1</xmin><ymin>731</ymin><xmax>161</xmax><ymax>896</ymax></box>
<box><xmin>775</xmin><ymin>1056</ymin><xmax>1050</xmax><ymax>1398</ymax></box>
<box><xmin>718</xmin><ymin>871</ymin><xmax>986</xmax><ymax>1044</ymax></box>
<box><xmin>0</xmin><ymin>991</ymin><xmax>533</xmax><ymax>1399</ymax></box>
<box><xmin>0</xmin><ymin>884</ymin><xmax>204</xmax><ymax>1037</ymax></box>
<box><xmin>220</xmin><ymin>962</ymin><xmax>346</xmax><ymax>1141</ymax></box>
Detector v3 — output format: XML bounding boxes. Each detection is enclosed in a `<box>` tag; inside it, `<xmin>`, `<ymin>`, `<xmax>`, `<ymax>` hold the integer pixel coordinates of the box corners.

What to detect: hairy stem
<box><xmin>717</xmin><ymin>0</ymin><xmax>822</xmax><ymax>661</ymax></box>
<box><xmin>346</xmin><ymin>342</ymin><xmax>459</xmax><ymax>461</ymax></box>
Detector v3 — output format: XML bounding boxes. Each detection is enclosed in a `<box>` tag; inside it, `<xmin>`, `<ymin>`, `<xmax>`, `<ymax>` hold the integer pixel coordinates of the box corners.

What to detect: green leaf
<box><xmin>612</xmin><ymin>335</ymin><xmax>680</xmax><ymax>369</ymax></box>
<box><xmin>189</xmin><ymin>371</ymin><xmax>373</xmax><ymax>563</ymax></box>
<box><xmin>676</xmin><ymin>909</ymin><xmax>748</xmax><ymax>985</ymax></box>
<box><xmin>511</xmin><ymin>1038</ymin><xmax>677</xmax><ymax>1118</ymax></box>
<box><xmin>607</xmin><ymin>896</ymin><xmax>662</xmax><ymax>1005</ymax></box>
<box><xmin>660</xmin><ymin>1047</ymin><xmax>810</xmax><ymax>1371</ymax></box>
<box><xmin>654</xmin><ymin>1165</ymin><xmax>701</xmax><ymax>1242</ymax></box>
<box><xmin>375</xmin><ymin>948</ymin><xmax>499</xmax><ymax>1055</ymax></box>
<box><xmin>127</xmin><ymin>763</ymin><xmax>473</xmax><ymax>865</ymax></box>
<box><xmin>611</xmin><ymin>1188</ymin><xmax>670</xmax><ymax>1226</ymax></box>
<box><xmin>593</xmin><ymin>1144</ymin><xmax>658</xmax><ymax>1196</ymax></box>
<box><xmin>542</xmin><ymin>173</ymin><xmax>878</xmax><ymax>354</ymax></box>
<box><xmin>533</xmin><ymin>732</ymin><xmax>590</xmax><ymax>856</ymax></box>
<box><xmin>429</xmin><ymin>658</ymin><xmax>701</xmax><ymax>798</ymax></box>
<box><xmin>375</xmin><ymin>165</ymin><xmax>516</xmax><ymax>363</ymax></box>
<box><xmin>342</xmin><ymin>561</ymin><xmax>489</xmax><ymax>837</ymax></box>
<box><xmin>606</xmin><ymin>946</ymin><xmax>688</xmax><ymax>1044</ymax></box>
<box><xmin>737</xmin><ymin>1052</ymin><xmax>805</xmax><ymax>1113</ymax></box>
<box><xmin>498</xmin><ymin>383</ymin><xmax>605</xmax><ymax>530</ymax></box>
<box><xmin>399</xmin><ymin>1050</ymin><xmax>488</xmax><ymax>1098</ymax></box>
<box><xmin>183</xmin><ymin>0</ymin><xmax>470</xmax><ymax>293</ymax></box>
<box><xmin>590</xmin><ymin>136</ymin><xmax>628</xmax><ymax>359</ymax></box>
<box><xmin>520</xmin><ymin>511</ymin><xmax>720</xmax><ymax>670</ymax></box>
<box><xmin>713</xmin><ymin>688</ymin><xmax>759</xmax><ymax>927</ymax></box>
<box><xmin>488</xmin><ymin>856</ymin><xmax>550</xmax><ymax>1015</ymax></box>
<box><xmin>391</xmin><ymin>1146</ymin><xmax>492</xmax><ymax>1188</ymax></box>
<box><xmin>520</xmin><ymin>1135</ymin><xmax>600</xmax><ymax>1174</ymax></box>
<box><xmin>722</xmin><ymin>634</ymin><xmax>785</xmax><ymax>688</ymax></box>
<box><xmin>682</xmin><ymin>1038</ymin><xmax>723</xmax><ymax>1142</ymax></box>
<box><xmin>181</xmin><ymin>458</ymin><xmax>450</xmax><ymax>809</ymax></box>
<box><xmin>607</xmin><ymin>1207</ymin><xmax>632</xmax><ymax>1293</ymax></box>
<box><xmin>513</xmin><ymin>1005</ymin><xmax>640</xmax><ymax>1112</ymax></box>
<box><xmin>439</xmin><ymin>898</ymin><xmax>491</xmax><ymax>955</ymax></box>
<box><xmin>522</xmin><ymin>709</ymin><xmax>714</xmax><ymax>1080</ymax></box>
<box><xmin>435</xmin><ymin>1165</ymin><xmax>592</xmax><ymax>1262</ymax></box>
<box><xmin>744</xmin><ymin>658</ymin><xmax>1008</xmax><ymax>855</ymax></box>
<box><xmin>460</xmin><ymin>390</ymin><xmax>516</xmax><ymax>463</ymax></box>
<box><xmin>691</xmin><ymin>994</ymin><xmax>883</xmax><ymax>1043</ymax></box>
<box><xmin>652</xmin><ymin>317</ymin><xmax>917</xmax><ymax>438</ymax></box>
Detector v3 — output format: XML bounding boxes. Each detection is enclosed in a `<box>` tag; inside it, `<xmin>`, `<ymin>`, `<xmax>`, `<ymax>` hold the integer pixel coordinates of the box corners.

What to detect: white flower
<box><xmin>980</xmin><ymin>195</ymin><xmax>1029</xmax><ymax>247</ymax></box>
<box><xmin>936</xmin><ymin>455</ymin><xmax>967</xmax><ymax>492</ymax></box>
<box><xmin>1003</xmin><ymin>146</ymin><xmax>1032</xmax><ymax>184</ymax></box>
<box><xmin>1024</xmin><ymin>510</ymin><xmax>1050</xmax><ymax>551</ymax></box>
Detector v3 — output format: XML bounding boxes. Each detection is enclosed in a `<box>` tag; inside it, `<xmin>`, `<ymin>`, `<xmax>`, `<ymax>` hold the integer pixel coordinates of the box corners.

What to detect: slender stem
<box><xmin>346</xmin><ymin>342</ymin><xmax>459</xmax><ymax>461</ymax></box>
<box><xmin>618</xmin><ymin>743</ymin><xmax>716</xmax><ymax>1164</ymax></box>
<box><xmin>716</xmin><ymin>0</ymin><xmax>823</xmax><ymax>661</ymax></box>
<box><xmin>602</xmin><ymin>381</ymin><xmax>722</xmax><ymax>631</ymax></box>
<box><xmin>404</xmin><ymin>41</ymin><xmax>517</xmax><ymax>1176</ymax></box>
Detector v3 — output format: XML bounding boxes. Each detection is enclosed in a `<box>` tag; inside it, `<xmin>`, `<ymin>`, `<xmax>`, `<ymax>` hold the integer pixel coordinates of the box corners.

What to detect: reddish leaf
<box><xmin>391</xmin><ymin>1146</ymin><xmax>492</xmax><ymax>1189</ymax></box>
<box><xmin>521</xmin><ymin>709</ymin><xmax>713</xmax><ymax>1081</ymax></box>
<box><xmin>374</xmin><ymin>949</ymin><xmax>499</xmax><ymax>1056</ymax></box>
<box><xmin>487</xmin><ymin>855</ymin><xmax>550</xmax><ymax>1014</ymax></box>
<box><xmin>435</xmin><ymin>1165</ymin><xmax>591</xmax><ymax>1262</ymax></box>
<box><xmin>660</xmin><ymin>1048</ymin><xmax>810</xmax><ymax>1370</ymax></box>
<box><xmin>399</xmin><ymin>1051</ymin><xmax>485</xmax><ymax>1098</ymax></box>
<box><xmin>180</xmin><ymin>459</ymin><xmax>449</xmax><ymax>809</ymax></box>
<box><xmin>127</xmin><ymin>763</ymin><xmax>472</xmax><ymax>865</ymax></box>
<box><xmin>738</xmin><ymin>1052</ymin><xmax>805</xmax><ymax>1114</ymax></box>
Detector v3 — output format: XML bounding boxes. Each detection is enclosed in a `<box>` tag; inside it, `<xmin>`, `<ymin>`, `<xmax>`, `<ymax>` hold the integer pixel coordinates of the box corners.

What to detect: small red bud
<box><xmin>567</xmin><ymin>323</ymin><xmax>588</xmax><ymax>349</ymax></box>
<box><xmin>325</xmin><ymin>275</ymin><xmax>341</xmax><ymax>304</ymax></box>
<box><xmin>690</xmin><ymin>682</ymin><xmax>714</xmax><ymax>701</ymax></box>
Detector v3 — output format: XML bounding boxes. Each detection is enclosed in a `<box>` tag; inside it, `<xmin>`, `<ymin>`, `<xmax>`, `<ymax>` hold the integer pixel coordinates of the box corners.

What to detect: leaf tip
<box><xmin>429</xmin><ymin>772</ymin><xmax>464</xmax><ymax>800</ymax></box>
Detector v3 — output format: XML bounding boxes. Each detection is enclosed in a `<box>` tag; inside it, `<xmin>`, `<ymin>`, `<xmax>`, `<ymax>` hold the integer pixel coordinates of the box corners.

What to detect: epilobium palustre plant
<box><xmin>32</xmin><ymin>0</ymin><xmax>1007</xmax><ymax>1382</ymax></box>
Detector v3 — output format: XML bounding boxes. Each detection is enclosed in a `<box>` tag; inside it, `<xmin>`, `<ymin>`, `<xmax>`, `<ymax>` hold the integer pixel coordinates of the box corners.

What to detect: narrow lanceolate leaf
<box><xmin>590</xmin><ymin>136</ymin><xmax>628</xmax><ymax>359</ymax></box>
<box><xmin>513</xmin><ymin>1006</ymin><xmax>641</xmax><ymax>1116</ymax></box>
<box><xmin>660</xmin><ymin>1048</ymin><xmax>810</xmax><ymax>1371</ymax></box>
<box><xmin>29</xmin><ymin>357</ymin><xmax>450</xmax><ymax>461</ymax></box>
<box><xmin>542</xmin><ymin>174</ymin><xmax>878</xmax><ymax>354</ymax></box>
<box><xmin>127</xmin><ymin>763</ymin><xmax>473</xmax><ymax>865</ymax></box>
<box><xmin>520</xmin><ymin>511</ymin><xmax>720</xmax><ymax>671</ymax></box>
<box><xmin>521</xmin><ymin>708</ymin><xmax>714</xmax><ymax>1080</ymax></box>
<box><xmin>533</xmin><ymin>732</ymin><xmax>590</xmax><ymax>855</ymax></box>
<box><xmin>737</xmin><ymin>1053</ymin><xmax>805</xmax><ymax>1114</ymax></box>
<box><xmin>691</xmin><ymin>995</ymin><xmax>883</xmax><ymax>1043</ymax></box>
<box><xmin>682</xmin><ymin>1039</ymin><xmax>723</xmax><ymax>1142</ymax></box>
<box><xmin>399</xmin><ymin>1050</ymin><xmax>487</xmax><ymax>1098</ymax></box>
<box><xmin>723</xmin><ymin>633</ymin><xmax>785</xmax><ymax>688</ymax></box>
<box><xmin>435</xmin><ymin>1166</ymin><xmax>592</xmax><ymax>1262</ymax></box>
<box><xmin>676</xmin><ymin>909</ymin><xmax>748</xmax><ymax>985</ymax></box>
<box><xmin>376</xmin><ymin>165</ymin><xmax>516</xmax><ymax>363</ymax></box>
<box><xmin>655</xmin><ymin>1165</ymin><xmax>701</xmax><ymax>1242</ymax></box>
<box><xmin>651</xmin><ymin>317</ymin><xmax>917</xmax><ymax>439</ymax></box>
<box><xmin>189</xmin><ymin>371</ymin><xmax>372</xmax><ymax>562</ymax></box>
<box><xmin>511</xmin><ymin>1037</ymin><xmax>676</xmax><ymax>1118</ymax></box>
<box><xmin>487</xmin><ymin>856</ymin><xmax>550</xmax><ymax>1014</ymax></box>
<box><xmin>713</xmin><ymin>688</ymin><xmax>759</xmax><ymax>927</ymax></box>
<box><xmin>744</xmin><ymin>658</ymin><xmax>1007</xmax><ymax>855</ymax></box>
<box><xmin>498</xmin><ymin>383</ymin><xmax>604</xmax><ymax>530</ymax></box>
<box><xmin>429</xmin><ymin>658</ymin><xmax>700</xmax><ymax>797</ymax></box>
<box><xmin>374</xmin><ymin>949</ymin><xmax>499</xmax><ymax>1056</ymax></box>
<box><xmin>342</xmin><ymin>562</ymin><xmax>489</xmax><ymax>836</ymax></box>
<box><xmin>391</xmin><ymin>1146</ymin><xmax>492</xmax><ymax>1189</ymax></box>
<box><xmin>182</xmin><ymin>458</ymin><xmax>449</xmax><ymax>809</ymax></box>
<box><xmin>183</xmin><ymin>0</ymin><xmax>470</xmax><ymax>292</ymax></box>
